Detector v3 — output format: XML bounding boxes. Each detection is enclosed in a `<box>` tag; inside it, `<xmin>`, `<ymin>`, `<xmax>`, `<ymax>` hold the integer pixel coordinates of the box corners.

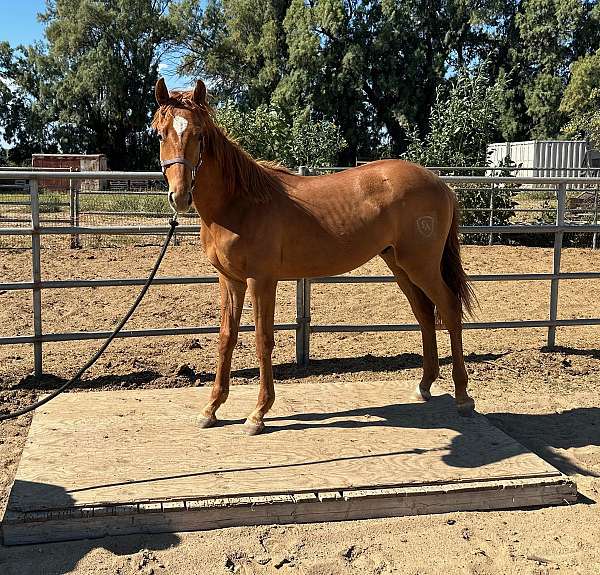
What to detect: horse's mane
<box><xmin>152</xmin><ymin>91</ymin><xmax>291</xmax><ymax>204</ymax></box>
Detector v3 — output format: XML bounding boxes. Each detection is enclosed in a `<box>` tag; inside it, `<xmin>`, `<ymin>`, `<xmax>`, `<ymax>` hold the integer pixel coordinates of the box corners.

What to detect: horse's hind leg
<box><xmin>380</xmin><ymin>248</ymin><xmax>439</xmax><ymax>401</ymax></box>
<box><xmin>400</xmin><ymin>259</ymin><xmax>475</xmax><ymax>416</ymax></box>
<box><xmin>198</xmin><ymin>273</ymin><xmax>246</xmax><ymax>428</ymax></box>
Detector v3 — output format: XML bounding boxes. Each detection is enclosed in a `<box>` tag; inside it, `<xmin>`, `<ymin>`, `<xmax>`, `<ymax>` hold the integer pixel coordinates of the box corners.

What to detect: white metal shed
<box><xmin>486</xmin><ymin>140</ymin><xmax>597</xmax><ymax>177</ymax></box>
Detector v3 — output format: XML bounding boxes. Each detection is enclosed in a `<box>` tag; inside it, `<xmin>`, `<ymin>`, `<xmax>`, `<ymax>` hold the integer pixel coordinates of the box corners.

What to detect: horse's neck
<box><xmin>193</xmin><ymin>133</ymin><xmax>278</xmax><ymax>223</ymax></box>
<box><xmin>193</xmin><ymin>153</ymin><xmax>246</xmax><ymax>227</ymax></box>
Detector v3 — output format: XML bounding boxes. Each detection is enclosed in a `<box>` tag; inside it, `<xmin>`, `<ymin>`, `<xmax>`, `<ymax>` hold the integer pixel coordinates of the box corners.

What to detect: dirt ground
<box><xmin>0</xmin><ymin>244</ymin><xmax>599</xmax><ymax>575</ymax></box>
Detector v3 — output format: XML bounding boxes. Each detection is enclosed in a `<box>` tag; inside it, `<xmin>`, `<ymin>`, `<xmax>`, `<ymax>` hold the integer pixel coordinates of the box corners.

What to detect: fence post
<box><xmin>30</xmin><ymin>178</ymin><xmax>43</xmax><ymax>378</ymax></box>
<box><xmin>547</xmin><ymin>182</ymin><xmax>566</xmax><ymax>348</ymax></box>
<box><xmin>74</xmin><ymin>171</ymin><xmax>81</xmax><ymax>248</ymax></box>
<box><xmin>295</xmin><ymin>278</ymin><xmax>311</xmax><ymax>365</ymax></box>
<box><xmin>488</xmin><ymin>183</ymin><xmax>495</xmax><ymax>246</ymax></box>
<box><xmin>69</xmin><ymin>168</ymin><xmax>80</xmax><ymax>248</ymax></box>
<box><xmin>593</xmin><ymin>184</ymin><xmax>598</xmax><ymax>250</ymax></box>
<box><xmin>295</xmin><ymin>166</ymin><xmax>311</xmax><ymax>365</ymax></box>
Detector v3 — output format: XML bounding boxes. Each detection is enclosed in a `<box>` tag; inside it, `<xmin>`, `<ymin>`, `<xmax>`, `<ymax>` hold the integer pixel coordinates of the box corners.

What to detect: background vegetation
<box><xmin>1</xmin><ymin>0</ymin><xmax>599</xmax><ymax>170</ymax></box>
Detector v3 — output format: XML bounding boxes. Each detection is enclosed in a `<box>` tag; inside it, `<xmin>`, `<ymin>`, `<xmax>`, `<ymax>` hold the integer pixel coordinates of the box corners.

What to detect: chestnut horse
<box><xmin>152</xmin><ymin>78</ymin><xmax>476</xmax><ymax>435</ymax></box>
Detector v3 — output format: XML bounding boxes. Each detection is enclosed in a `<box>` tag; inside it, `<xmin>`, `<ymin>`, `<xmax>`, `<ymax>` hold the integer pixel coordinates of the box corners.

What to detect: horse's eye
<box><xmin>157</xmin><ymin>132</ymin><xmax>164</xmax><ymax>141</ymax></box>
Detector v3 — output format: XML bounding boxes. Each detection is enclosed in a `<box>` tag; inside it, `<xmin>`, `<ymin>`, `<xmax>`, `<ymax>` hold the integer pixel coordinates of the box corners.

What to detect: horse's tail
<box><xmin>440</xmin><ymin>194</ymin><xmax>476</xmax><ymax>319</ymax></box>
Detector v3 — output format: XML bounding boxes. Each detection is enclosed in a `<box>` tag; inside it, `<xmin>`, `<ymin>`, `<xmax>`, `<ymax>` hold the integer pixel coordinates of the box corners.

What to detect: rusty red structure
<box><xmin>31</xmin><ymin>154</ymin><xmax>108</xmax><ymax>190</ymax></box>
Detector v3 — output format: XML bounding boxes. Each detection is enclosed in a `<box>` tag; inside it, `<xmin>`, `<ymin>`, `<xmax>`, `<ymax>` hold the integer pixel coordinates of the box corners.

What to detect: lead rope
<box><xmin>0</xmin><ymin>216</ymin><xmax>180</xmax><ymax>422</ymax></box>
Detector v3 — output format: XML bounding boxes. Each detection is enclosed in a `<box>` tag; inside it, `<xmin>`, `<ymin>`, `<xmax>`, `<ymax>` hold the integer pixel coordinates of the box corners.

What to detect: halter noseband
<box><xmin>160</xmin><ymin>146</ymin><xmax>203</xmax><ymax>191</ymax></box>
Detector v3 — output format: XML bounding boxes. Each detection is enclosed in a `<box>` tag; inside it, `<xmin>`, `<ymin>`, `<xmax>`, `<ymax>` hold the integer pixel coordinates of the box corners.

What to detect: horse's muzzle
<box><xmin>168</xmin><ymin>190</ymin><xmax>193</xmax><ymax>214</ymax></box>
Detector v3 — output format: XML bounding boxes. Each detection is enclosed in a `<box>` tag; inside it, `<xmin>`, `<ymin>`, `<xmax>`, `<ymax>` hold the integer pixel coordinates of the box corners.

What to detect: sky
<box><xmin>0</xmin><ymin>0</ymin><xmax>185</xmax><ymax>83</ymax></box>
<box><xmin>0</xmin><ymin>0</ymin><xmax>47</xmax><ymax>49</ymax></box>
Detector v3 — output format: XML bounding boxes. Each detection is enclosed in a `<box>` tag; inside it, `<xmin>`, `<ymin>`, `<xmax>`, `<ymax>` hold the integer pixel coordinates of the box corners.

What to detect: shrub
<box><xmin>216</xmin><ymin>103</ymin><xmax>346</xmax><ymax>168</ymax></box>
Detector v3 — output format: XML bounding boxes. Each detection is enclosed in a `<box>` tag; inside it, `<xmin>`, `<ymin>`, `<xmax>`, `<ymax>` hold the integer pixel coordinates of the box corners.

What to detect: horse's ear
<box><xmin>193</xmin><ymin>80</ymin><xmax>207</xmax><ymax>106</ymax></box>
<box><xmin>155</xmin><ymin>78</ymin><xmax>169</xmax><ymax>105</ymax></box>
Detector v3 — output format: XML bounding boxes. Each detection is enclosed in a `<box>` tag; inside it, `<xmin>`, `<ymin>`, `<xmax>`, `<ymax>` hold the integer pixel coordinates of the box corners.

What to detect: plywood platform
<box><xmin>2</xmin><ymin>381</ymin><xmax>576</xmax><ymax>545</ymax></box>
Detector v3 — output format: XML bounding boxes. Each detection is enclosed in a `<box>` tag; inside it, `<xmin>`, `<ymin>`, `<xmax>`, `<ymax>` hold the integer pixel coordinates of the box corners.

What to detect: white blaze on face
<box><xmin>172</xmin><ymin>115</ymin><xmax>188</xmax><ymax>141</ymax></box>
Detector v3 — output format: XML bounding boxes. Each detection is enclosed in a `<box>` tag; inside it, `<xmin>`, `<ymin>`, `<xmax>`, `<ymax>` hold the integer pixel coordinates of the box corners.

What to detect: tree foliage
<box><xmin>403</xmin><ymin>67</ymin><xmax>504</xmax><ymax>167</ymax></box>
<box><xmin>216</xmin><ymin>102</ymin><xmax>346</xmax><ymax>167</ymax></box>
<box><xmin>176</xmin><ymin>0</ymin><xmax>508</xmax><ymax>163</ymax></box>
<box><xmin>174</xmin><ymin>0</ymin><xmax>600</xmax><ymax>163</ymax></box>
<box><xmin>404</xmin><ymin>66</ymin><xmax>515</xmax><ymax>233</ymax></box>
<box><xmin>1</xmin><ymin>0</ymin><xmax>180</xmax><ymax>168</ymax></box>
<box><xmin>1</xmin><ymin>0</ymin><xmax>600</xmax><ymax>169</ymax></box>
<box><xmin>560</xmin><ymin>49</ymin><xmax>600</xmax><ymax>147</ymax></box>
<box><xmin>494</xmin><ymin>0</ymin><xmax>598</xmax><ymax>141</ymax></box>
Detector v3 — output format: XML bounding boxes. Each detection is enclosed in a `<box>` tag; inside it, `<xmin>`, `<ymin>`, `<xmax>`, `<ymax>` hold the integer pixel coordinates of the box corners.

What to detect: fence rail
<box><xmin>1</xmin><ymin>169</ymin><xmax>600</xmax><ymax>377</ymax></box>
<box><xmin>2</xmin><ymin>169</ymin><xmax>599</xmax><ymax>246</ymax></box>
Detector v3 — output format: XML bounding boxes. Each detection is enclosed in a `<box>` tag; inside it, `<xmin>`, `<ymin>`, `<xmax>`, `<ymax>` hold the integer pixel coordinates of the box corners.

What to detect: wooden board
<box><xmin>2</xmin><ymin>381</ymin><xmax>577</xmax><ymax>545</ymax></box>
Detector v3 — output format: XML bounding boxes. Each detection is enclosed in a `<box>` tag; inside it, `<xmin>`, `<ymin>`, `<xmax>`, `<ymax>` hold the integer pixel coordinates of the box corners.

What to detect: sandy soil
<box><xmin>0</xmin><ymin>244</ymin><xmax>599</xmax><ymax>574</ymax></box>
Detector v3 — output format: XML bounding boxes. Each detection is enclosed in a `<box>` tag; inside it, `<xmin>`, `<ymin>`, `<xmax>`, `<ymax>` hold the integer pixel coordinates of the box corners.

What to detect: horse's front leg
<box><xmin>244</xmin><ymin>277</ymin><xmax>277</xmax><ymax>435</ymax></box>
<box><xmin>198</xmin><ymin>273</ymin><xmax>246</xmax><ymax>428</ymax></box>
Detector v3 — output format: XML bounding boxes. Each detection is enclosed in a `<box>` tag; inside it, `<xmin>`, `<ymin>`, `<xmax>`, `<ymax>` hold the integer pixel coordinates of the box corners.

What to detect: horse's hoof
<box><xmin>243</xmin><ymin>420</ymin><xmax>265</xmax><ymax>436</ymax></box>
<box><xmin>197</xmin><ymin>415</ymin><xmax>217</xmax><ymax>429</ymax></box>
<box><xmin>413</xmin><ymin>384</ymin><xmax>432</xmax><ymax>402</ymax></box>
<box><xmin>456</xmin><ymin>397</ymin><xmax>475</xmax><ymax>417</ymax></box>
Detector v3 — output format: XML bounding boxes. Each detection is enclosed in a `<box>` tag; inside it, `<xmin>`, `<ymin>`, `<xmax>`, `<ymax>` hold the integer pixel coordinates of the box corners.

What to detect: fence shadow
<box><xmin>234</xmin><ymin>350</ymin><xmax>508</xmax><ymax>382</ymax></box>
<box><xmin>541</xmin><ymin>345</ymin><xmax>600</xmax><ymax>360</ymax></box>
<box><xmin>14</xmin><ymin>369</ymin><xmax>162</xmax><ymax>391</ymax></box>
<box><xmin>9</xmin><ymin>351</ymin><xmax>506</xmax><ymax>391</ymax></box>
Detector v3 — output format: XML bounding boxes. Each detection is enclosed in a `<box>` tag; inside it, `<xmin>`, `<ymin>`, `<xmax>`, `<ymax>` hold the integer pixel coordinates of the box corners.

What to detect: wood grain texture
<box><xmin>2</xmin><ymin>380</ymin><xmax>576</xmax><ymax>544</ymax></box>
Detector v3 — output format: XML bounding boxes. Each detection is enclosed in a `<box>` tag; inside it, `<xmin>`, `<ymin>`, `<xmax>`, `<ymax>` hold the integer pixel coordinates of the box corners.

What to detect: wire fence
<box><xmin>1</xmin><ymin>168</ymin><xmax>600</xmax><ymax>378</ymax></box>
<box><xmin>0</xmin><ymin>170</ymin><xmax>196</xmax><ymax>249</ymax></box>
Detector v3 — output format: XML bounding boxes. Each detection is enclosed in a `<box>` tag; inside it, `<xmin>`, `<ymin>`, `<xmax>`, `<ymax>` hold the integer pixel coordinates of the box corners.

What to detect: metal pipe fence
<box><xmin>1</xmin><ymin>169</ymin><xmax>600</xmax><ymax>376</ymax></box>
<box><xmin>0</xmin><ymin>169</ymin><xmax>174</xmax><ymax>248</ymax></box>
<box><xmin>2</xmin><ymin>168</ymin><xmax>598</xmax><ymax>247</ymax></box>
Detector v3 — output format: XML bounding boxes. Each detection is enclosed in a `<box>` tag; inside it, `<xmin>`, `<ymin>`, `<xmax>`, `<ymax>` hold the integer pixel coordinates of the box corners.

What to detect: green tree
<box><xmin>4</xmin><ymin>0</ymin><xmax>600</xmax><ymax>168</ymax></box>
<box><xmin>560</xmin><ymin>49</ymin><xmax>600</xmax><ymax>147</ymax></box>
<box><xmin>0</xmin><ymin>0</ymin><xmax>180</xmax><ymax>169</ymax></box>
<box><xmin>0</xmin><ymin>42</ymin><xmax>62</xmax><ymax>163</ymax></box>
<box><xmin>176</xmin><ymin>0</ymin><xmax>500</xmax><ymax>163</ymax></box>
<box><xmin>175</xmin><ymin>0</ymin><xmax>290</xmax><ymax>106</ymax></box>
<box><xmin>494</xmin><ymin>0</ymin><xmax>598</xmax><ymax>142</ymax></box>
<box><xmin>403</xmin><ymin>66</ymin><xmax>505</xmax><ymax>167</ymax></box>
<box><xmin>517</xmin><ymin>0</ymin><xmax>584</xmax><ymax>138</ymax></box>
<box><xmin>216</xmin><ymin>102</ymin><xmax>346</xmax><ymax>167</ymax></box>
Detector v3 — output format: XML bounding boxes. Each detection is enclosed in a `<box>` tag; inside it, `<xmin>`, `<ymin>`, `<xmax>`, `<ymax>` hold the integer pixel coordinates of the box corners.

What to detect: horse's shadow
<box><xmin>233</xmin><ymin>350</ymin><xmax>507</xmax><ymax>382</ymax></box>
<box><xmin>261</xmin><ymin>394</ymin><xmax>600</xmax><ymax>479</ymax></box>
<box><xmin>485</xmin><ymin>408</ymin><xmax>600</xmax><ymax>478</ymax></box>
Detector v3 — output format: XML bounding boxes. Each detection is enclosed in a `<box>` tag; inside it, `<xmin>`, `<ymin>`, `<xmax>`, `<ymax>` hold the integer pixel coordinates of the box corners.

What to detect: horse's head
<box><xmin>153</xmin><ymin>78</ymin><xmax>208</xmax><ymax>213</ymax></box>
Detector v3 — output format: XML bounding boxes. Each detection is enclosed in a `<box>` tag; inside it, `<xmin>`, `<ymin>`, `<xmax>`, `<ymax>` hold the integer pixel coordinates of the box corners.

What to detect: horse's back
<box><xmin>258</xmin><ymin>160</ymin><xmax>453</xmax><ymax>278</ymax></box>
<box><xmin>295</xmin><ymin>159</ymin><xmax>450</xmax><ymax>206</ymax></box>
<box><xmin>289</xmin><ymin>159</ymin><xmax>453</xmax><ymax>238</ymax></box>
